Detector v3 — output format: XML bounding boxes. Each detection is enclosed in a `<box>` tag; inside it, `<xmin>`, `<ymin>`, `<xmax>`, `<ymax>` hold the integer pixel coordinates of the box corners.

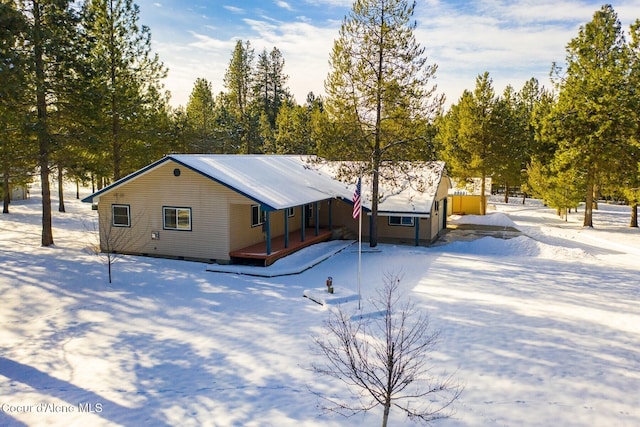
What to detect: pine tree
<box><xmin>253</xmin><ymin>47</ymin><xmax>290</xmax><ymax>130</ymax></box>
<box><xmin>274</xmin><ymin>101</ymin><xmax>314</xmax><ymax>154</ymax></box>
<box><xmin>18</xmin><ymin>0</ymin><xmax>82</xmax><ymax>245</ymax></box>
<box><xmin>547</xmin><ymin>5</ymin><xmax>633</xmax><ymax>227</ymax></box>
<box><xmin>185</xmin><ymin>77</ymin><xmax>216</xmax><ymax>153</ymax></box>
<box><xmin>624</xmin><ymin>19</ymin><xmax>640</xmax><ymax>227</ymax></box>
<box><xmin>437</xmin><ymin>72</ymin><xmax>500</xmax><ymax>215</ymax></box>
<box><xmin>322</xmin><ymin>0</ymin><xmax>442</xmax><ymax>246</ymax></box>
<box><xmin>223</xmin><ymin>40</ymin><xmax>258</xmax><ymax>154</ymax></box>
<box><xmin>82</xmin><ymin>0</ymin><xmax>167</xmax><ymax>180</ymax></box>
<box><xmin>0</xmin><ymin>1</ymin><xmax>31</xmax><ymax>214</ymax></box>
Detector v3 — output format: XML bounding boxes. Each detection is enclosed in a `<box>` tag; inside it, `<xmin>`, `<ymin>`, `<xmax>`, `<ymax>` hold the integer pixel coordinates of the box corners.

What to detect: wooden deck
<box><xmin>229</xmin><ymin>228</ymin><xmax>333</xmax><ymax>266</ymax></box>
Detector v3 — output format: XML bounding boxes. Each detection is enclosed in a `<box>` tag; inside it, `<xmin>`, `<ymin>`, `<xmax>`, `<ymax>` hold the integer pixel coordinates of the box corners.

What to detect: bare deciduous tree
<box><xmin>311</xmin><ymin>273</ymin><xmax>462</xmax><ymax>426</ymax></box>
<box><xmin>87</xmin><ymin>208</ymin><xmax>143</xmax><ymax>284</ymax></box>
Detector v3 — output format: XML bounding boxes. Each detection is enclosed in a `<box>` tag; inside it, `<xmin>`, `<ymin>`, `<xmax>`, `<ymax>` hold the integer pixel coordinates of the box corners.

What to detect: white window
<box><xmin>287</xmin><ymin>207</ymin><xmax>295</xmax><ymax>218</ymax></box>
<box><xmin>251</xmin><ymin>205</ymin><xmax>266</xmax><ymax>227</ymax></box>
<box><xmin>163</xmin><ymin>207</ymin><xmax>192</xmax><ymax>231</ymax></box>
<box><xmin>388</xmin><ymin>216</ymin><xmax>415</xmax><ymax>227</ymax></box>
<box><xmin>112</xmin><ymin>204</ymin><xmax>130</xmax><ymax>227</ymax></box>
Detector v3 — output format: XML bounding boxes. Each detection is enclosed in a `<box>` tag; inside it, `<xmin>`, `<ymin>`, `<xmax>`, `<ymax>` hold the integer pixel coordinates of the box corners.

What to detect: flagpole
<box><xmin>357</xmin><ymin>196</ymin><xmax>362</xmax><ymax>310</ymax></box>
<box><xmin>357</xmin><ymin>177</ymin><xmax>362</xmax><ymax>311</ymax></box>
<box><xmin>352</xmin><ymin>176</ymin><xmax>363</xmax><ymax>311</ymax></box>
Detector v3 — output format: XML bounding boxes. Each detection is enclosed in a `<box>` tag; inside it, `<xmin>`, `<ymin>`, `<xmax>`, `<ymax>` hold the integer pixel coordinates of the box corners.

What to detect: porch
<box><xmin>229</xmin><ymin>227</ymin><xmax>333</xmax><ymax>266</ymax></box>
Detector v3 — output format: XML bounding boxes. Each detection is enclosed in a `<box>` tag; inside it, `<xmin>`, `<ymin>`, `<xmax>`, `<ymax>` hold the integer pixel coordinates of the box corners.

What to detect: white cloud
<box><xmin>303</xmin><ymin>0</ymin><xmax>352</xmax><ymax>6</ymax></box>
<box><xmin>155</xmin><ymin>0</ymin><xmax>640</xmax><ymax>108</ymax></box>
<box><xmin>412</xmin><ymin>0</ymin><xmax>640</xmax><ymax>105</ymax></box>
<box><xmin>276</xmin><ymin>1</ymin><xmax>294</xmax><ymax>12</ymax></box>
<box><xmin>223</xmin><ymin>5</ymin><xmax>244</xmax><ymax>14</ymax></box>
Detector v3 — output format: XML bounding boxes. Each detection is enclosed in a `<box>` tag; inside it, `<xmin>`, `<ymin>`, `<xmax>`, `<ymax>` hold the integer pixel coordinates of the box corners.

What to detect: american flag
<box><xmin>352</xmin><ymin>177</ymin><xmax>361</xmax><ymax>219</ymax></box>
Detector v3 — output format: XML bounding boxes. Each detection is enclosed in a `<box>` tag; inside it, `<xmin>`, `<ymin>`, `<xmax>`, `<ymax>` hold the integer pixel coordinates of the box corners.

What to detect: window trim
<box><xmin>251</xmin><ymin>204</ymin><xmax>266</xmax><ymax>227</ymax></box>
<box><xmin>388</xmin><ymin>216</ymin><xmax>415</xmax><ymax>227</ymax></box>
<box><xmin>163</xmin><ymin>206</ymin><xmax>192</xmax><ymax>231</ymax></box>
<box><xmin>287</xmin><ymin>207</ymin><xmax>295</xmax><ymax>218</ymax></box>
<box><xmin>112</xmin><ymin>204</ymin><xmax>131</xmax><ymax>227</ymax></box>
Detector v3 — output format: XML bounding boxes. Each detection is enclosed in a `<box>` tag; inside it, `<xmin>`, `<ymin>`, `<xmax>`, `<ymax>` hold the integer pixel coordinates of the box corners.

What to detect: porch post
<box><xmin>414</xmin><ymin>217</ymin><xmax>420</xmax><ymax>246</ymax></box>
<box><xmin>314</xmin><ymin>202</ymin><xmax>319</xmax><ymax>236</ymax></box>
<box><xmin>328</xmin><ymin>199</ymin><xmax>333</xmax><ymax>230</ymax></box>
<box><xmin>300</xmin><ymin>205</ymin><xmax>306</xmax><ymax>242</ymax></box>
<box><xmin>265</xmin><ymin>210</ymin><xmax>271</xmax><ymax>255</ymax></box>
<box><xmin>284</xmin><ymin>209</ymin><xmax>289</xmax><ymax>248</ymax></box>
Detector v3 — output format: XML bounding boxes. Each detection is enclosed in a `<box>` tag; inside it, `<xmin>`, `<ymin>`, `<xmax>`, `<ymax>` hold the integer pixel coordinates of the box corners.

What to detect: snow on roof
<box><xmin>83</xmin><ymin>154</ymin><xmax>355</xmax><ymax>210</ymax></box>
<box><xmin>170</xmin><ymin>154</ymin><xmax>354</xmax><ymax>210</ymax></box>
<box><xmin>83</xmin><ymin>155</ymin><xmax>447</xmax><ymax>215</ymax></box>
<box><xmin>314</xmin><ymin>160</ymin><xmax>448</xmax><ymax>215</ymax></box>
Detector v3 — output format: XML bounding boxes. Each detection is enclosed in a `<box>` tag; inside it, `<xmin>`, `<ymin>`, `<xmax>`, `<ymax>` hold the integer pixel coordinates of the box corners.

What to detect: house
<box><xmin>1</xmin><ymin>182</ymin><xmax>30</xmax><ymax>201</ymax></box>
<box><xmin>82</xmin><ymin>155</ymin><xmax>451</xmax><ymax>265</ymax></box>
<box><xmin>320</xmin><ymin>160</ymin><xmax>451</xmax><ymax>246</ymax></box>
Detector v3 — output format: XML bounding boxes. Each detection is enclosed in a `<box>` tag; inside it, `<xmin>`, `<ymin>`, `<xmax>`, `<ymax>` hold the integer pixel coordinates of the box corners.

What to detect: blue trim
<box><xmin>284</xmin><ymin>210</ymin><xmax>289</xmax><ymax>248</ymax></box>
<box><xmin>300</xmin><ymin>206</ymin><xmax>305</xmax><ymax>242</ymax></box>
<box><xmin>265</xmin><ymin>211</ymin><xmax>271</xmax><ymax>255</ymax></box>
<box><xmin>379</xmin><ymin>210</ymin><xmax>431</xmax><ymax>216</ymax></box>
<box><xmin>82</xmin><ymin>155</ymin><xmax>281</xmax><ymax>210</ymax></box>
<box><xmin>314</xmin><ymin>202</ymin><xmax>319</xmax><ymax>236</ymax></box>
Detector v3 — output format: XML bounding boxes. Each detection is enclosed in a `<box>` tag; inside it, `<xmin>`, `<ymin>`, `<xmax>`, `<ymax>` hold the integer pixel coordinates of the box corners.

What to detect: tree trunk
<box><xmin>2</xmin><ymin>169</ymin><xmax>10</xmax><ymax>214</ymax></box>
<box><xmin>504</xmin><ymin>182</ymin><xmax>509</xmax><ymax>204</ymax></box>
<box><xmin>112</xmin><ymin>107</ymin><xmax>121</xmax><ymax>180</ymax></box>
<box><xmin>584</xmin><ymin>174</ymin><xmax>594</xmax><ymax>227</ymax></box>
<box><xmin>76</xmin><ymin>180</ymin><xmax>80</xmax><ymax>199</ymax></box>
<box><xmin>631</xmin><ymin>203</ymin><xmax>638</xmax><ymax>228</ymax></box>
<box><xmin>34</xmin><ymin>0</ymin><xmax>54</xmax><ymax>246</ymax></box>
<box><xmin>110</xmin><ymin>19</ymin><xmax>121</xmax><ymax>180</ymax></box>
<box><xmin>58</xmin><ymin>166</ymin><xmax>65</xmax><ymax>213</ymax></box>
<box><xmin>480</xmin><ymin>175</ymin><xmax>487</xmax><ymax>215</ymax></box>
<box><xmin>108</xmin><ymin>254</ymin><xmax>113</xmax><ymax>284</ymax></box>
<box><xmin>370</xmin><ymin>157</ymin><xmax>380</xmax><ymax>247</ymax></box>
<box><xmin>381</xmin><ymin>402</ymin><xmax>390</xmax><ymax>427</ymax></box>
<box><xmin>382</xmin><ymin>340</ymin><xmax>395</xmax><ymax>427</ymax></box>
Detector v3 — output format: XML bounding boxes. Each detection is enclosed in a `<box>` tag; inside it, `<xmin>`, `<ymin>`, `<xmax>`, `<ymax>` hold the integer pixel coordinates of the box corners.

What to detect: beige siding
<box><xmin>97</xmin><ymin>160</ymin><xmax>252</xmax><ymax>262</ymax></box>
<box><xmin>377</xmin><ymin>217</ymin><xmax>431</xmax><ymax>243</ymax></box>
<box><xmin>228</xmin><ymin>204</ymin><xmax>309</xmax><ymax>252</ymax></box>
<box><xmin>431</xmin><ymin>176</ymin><xmax>451</xmax><ymax>239</ymax></box>
<box><xmin>96</xmin><ymin>161</ymin><xmax>452</xmax><ymax>261</ymax></box>
<box><xmin>330</xmin><ymin>175</ymin><xmax>453</xmax><ymax>245</ymax></box>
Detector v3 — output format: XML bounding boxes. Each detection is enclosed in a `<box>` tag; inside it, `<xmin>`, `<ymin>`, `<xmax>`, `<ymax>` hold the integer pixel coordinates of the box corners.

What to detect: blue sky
<box><xmin>135</xmin><ymin>0</ymin><xmax>640</xmax><ymax>108</ymax></box>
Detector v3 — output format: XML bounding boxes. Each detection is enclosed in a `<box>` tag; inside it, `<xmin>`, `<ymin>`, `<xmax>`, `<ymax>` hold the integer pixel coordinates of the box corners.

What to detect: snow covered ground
<box><xmin>1</xmin><ymin>188</ymin><xmax>638</xmax><ymax>427</ymax></box>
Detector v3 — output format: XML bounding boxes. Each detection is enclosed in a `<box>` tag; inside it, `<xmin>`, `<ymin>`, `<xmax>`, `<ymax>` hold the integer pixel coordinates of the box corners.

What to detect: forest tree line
<box><xmin>436</xmin><ymin>4</ymin><xmax>640</xmax><ymax>228</ymax></box>
<box><xmin>1</xmin><ymin>1</ymin><xmax>639</xmax><ymax>248</ymax></box>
